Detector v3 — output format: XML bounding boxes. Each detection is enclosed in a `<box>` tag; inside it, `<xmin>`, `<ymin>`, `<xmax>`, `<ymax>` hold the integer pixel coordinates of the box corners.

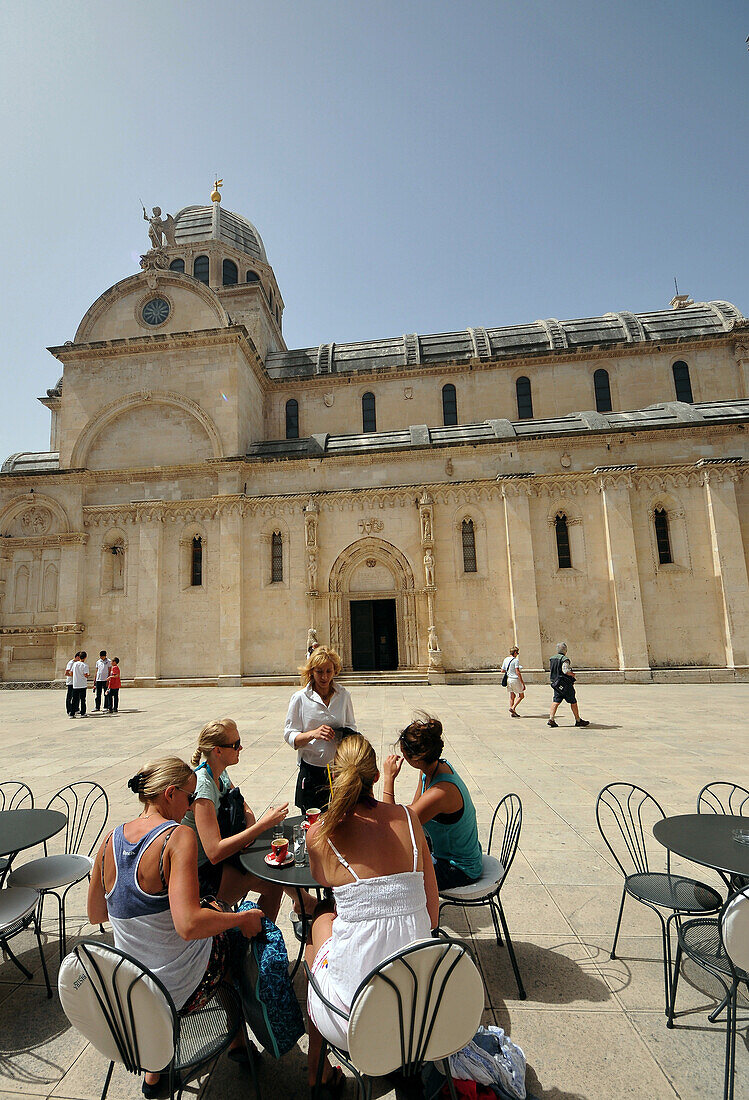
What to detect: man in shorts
<box><xmin>548</xmin><ymin>642</ymin><xmax>589</xmax><ymax>728</ymax></box>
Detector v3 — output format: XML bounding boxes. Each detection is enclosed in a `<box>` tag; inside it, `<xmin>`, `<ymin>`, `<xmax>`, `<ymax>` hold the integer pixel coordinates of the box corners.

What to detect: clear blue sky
<box><xmin>1</xmin><ymin>0</ymin><xmax>746</xmax><ymax>458</ymax></box>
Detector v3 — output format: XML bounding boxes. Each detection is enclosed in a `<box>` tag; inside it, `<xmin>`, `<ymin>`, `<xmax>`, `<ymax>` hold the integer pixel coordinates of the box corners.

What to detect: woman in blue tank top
<box><xmin>383</xmin><ymin>712</ymin><xmax>483</xmax><ymax>890</ymax></box>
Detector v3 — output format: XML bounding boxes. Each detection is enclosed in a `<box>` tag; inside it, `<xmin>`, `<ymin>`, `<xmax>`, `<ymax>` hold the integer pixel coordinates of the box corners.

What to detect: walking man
<box><xmin>93</xmin><ymin>650</ymin><xmax>111</xmax><ymax>711</ymax></box>
<box><xmin>548</xmin><ymin>642</ymin><xmax>589</xmax><ymax>728</ymax></box>
<box><xmin>70</xmin><ymin>651</ymin><xmax>90</xmax><ymax>718</ymax></box>
<box><xmin>64</xmin><ymin>651</ymin><xmax>80</xmax><ymax>716</ymax></box>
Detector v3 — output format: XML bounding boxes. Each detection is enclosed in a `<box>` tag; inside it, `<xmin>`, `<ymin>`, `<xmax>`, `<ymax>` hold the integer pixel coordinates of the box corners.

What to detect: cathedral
<box><xmin>1</xmin><ymin>186</ymin><xmax>748</xmax><ymax>685</ymax></box>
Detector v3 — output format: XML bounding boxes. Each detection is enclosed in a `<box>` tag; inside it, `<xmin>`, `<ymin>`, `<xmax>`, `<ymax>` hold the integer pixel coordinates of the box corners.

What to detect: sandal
<box><xmin>228</xmin><ymin>1042</ymin><xmax>261</xmax><ymax>1067</ymax></box>
<box><xmin>312</xmin><ymin>1065</ymin><xmax>345</xmax><ymax>1100</ymax></box>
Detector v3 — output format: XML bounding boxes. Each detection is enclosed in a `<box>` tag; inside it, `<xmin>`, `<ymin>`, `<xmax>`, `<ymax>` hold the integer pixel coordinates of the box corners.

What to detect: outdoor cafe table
<box><xmin>239</xmin><ymin>813</ymin><xmax>320</xmax><ymax>976</ymax></box>
<box><xmin>653</xmin><ymin>814</ymin><xmax>749</xmax><ymax>879</ymax></box>
<box><xmin>0</xmin><ymin>808</ymin><xmax>67</xmax><ymax>883</ymax></box>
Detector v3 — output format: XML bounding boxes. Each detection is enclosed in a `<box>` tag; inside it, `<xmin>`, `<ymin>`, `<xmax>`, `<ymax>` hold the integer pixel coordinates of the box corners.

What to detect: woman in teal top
<box><xmin>383</xmin><ymin>712</ymin><xmax>483</xmax><ymax>889</ymax></box>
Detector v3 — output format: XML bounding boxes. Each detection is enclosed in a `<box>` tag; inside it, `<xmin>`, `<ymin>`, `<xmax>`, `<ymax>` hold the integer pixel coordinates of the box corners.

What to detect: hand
<box><xmin>384</xmin><ymin>754</ymin><xmax>404</xmax><ymax>781</ymax></box>
<box><xmin>257</xmin><ymin>802</ymin><xmax>289</xmax><ymax>831</ymax></box>
<box><xmin>310</xmin><ymin>724</ymin><xmax>336</xmax><ymax>741</ymax></box>
<box><xmin>236</xmin><ymin>908</ymin><xmax>263</xmax><ymax>939</ymax></box>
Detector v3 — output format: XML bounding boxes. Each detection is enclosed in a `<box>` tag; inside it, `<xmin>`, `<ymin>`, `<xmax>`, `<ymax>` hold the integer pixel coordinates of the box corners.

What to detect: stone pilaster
<box><xmin>596</xmin><ymin>468</ymin><xmax>650</xmax><ymax>673</ymax></box>
<box><xmin>303</xmin><ymin>496</ymin><xmax>319</xmax><ymax>635</ymax></box>
<box><xmin>700</xmin><ymin>462</ymin><xmax>749</xmax><ymax>668</ymax></box>
<box><xmin>500</xmin><ymin>477</ymin><xmax>543</xmax><ymax>670</ymax></box>
<box><xmin>218</xmin><ymin>506</ymin><xmax>243</xmax><ymax>685</ymax></box>
<box><xmin>135</xmin><ymin>510</ymin><xmax>163</xmax><ymax>684</ymax></box>
<box><xmin>419</xmin><ymin>489</ymin><xmax>443</xmax><ymax>678</ymax></box>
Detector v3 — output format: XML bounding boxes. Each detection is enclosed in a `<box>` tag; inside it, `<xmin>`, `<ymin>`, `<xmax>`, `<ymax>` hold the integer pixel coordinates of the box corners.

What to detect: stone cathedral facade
<box><xmin>1</xmin><ymin>189</ymin><xmax>748</xmax><ymax>685</ymax></box>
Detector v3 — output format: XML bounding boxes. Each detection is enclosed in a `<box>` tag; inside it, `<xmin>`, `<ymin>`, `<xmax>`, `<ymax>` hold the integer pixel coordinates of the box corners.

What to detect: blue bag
<box><xmin>236</xmin><ymin>901</ymin><xmax>305</xmax><ymax>1058</ymax></box>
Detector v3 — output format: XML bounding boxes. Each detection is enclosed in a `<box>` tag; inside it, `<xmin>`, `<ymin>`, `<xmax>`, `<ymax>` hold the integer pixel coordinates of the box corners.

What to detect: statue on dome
<box><xmin>142</xmin><ymin>205</ymin><xmax>176</xmax><ymax>248</ymax></box>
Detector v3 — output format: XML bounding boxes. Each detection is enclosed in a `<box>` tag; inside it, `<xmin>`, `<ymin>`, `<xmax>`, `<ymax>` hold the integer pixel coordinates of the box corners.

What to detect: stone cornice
<box><xmin>0</xmin><ymin>533</ymin><xmax>87</xmax><ymax>549</ymax></box>
<box><xmin>0</xmin><ymin>622</ymin><xmax>85</xmax><ymax>636</ymax></box>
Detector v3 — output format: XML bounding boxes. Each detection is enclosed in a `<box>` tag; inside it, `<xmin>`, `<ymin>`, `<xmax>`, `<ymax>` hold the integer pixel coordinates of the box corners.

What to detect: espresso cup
<box><xmin>271</xmin><ymin>837</ymin><xmax>289</xmax><ymax>863</ymax></box>
<box><xmin>306</xmin><ymin>807</ymin><xmax>321</xmax><ymax>823</ymax></box>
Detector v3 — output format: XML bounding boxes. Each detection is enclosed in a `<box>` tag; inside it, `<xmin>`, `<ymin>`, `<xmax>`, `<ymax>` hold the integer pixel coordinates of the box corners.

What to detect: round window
<box><xmin>141</xmin><ymin>298</ymin><xmax>170</xmax><ymax>326</ymax></box>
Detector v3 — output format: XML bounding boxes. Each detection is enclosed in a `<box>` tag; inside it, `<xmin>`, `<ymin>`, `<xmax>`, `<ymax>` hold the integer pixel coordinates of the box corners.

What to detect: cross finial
<box><xmin>211</xmin><ymin>178</ymin><xmax>223</xmax><ymax>203</ymax></box>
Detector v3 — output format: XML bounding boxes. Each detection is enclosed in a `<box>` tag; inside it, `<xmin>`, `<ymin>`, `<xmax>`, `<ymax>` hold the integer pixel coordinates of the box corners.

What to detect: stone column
<box><xmin>135</xmin><ymin>507</ymin><xmax>163</xmax><ymax>684</ymax></box>
<box><xmin>55</xmin><ymin>534</ymin><xmax>87</xmax><ymax>676</ymax></box>
<box><xmin>419</xmin><ymin>490</ymin><xmax>444</xmax><ymax>679</ymax></box>
<box><xmin>218</xmin><ymin>503</ymin><xmax>243</xmax><ymax>685</ymax></box>
<box><xmin>304</xmin><ymin>496</ymin><xmax>319</xmax><ymax>638</ymax></box>
<box><xmin>734</xmin><ymin>342</ymin><xmax>749</xmax><ymax>398</ymax></box>
<box><xmin>596</xmin><ymin>468</ymin><xmax>650</xmax><ymax>675</ymax></box>
<box><xmin>700</xmin><ymin>462</ymin><xmax>749</xmax><ymax>669</ymax></box>
<box><xmin>500</xmin><ymin>477</ymin><xmax>543</xmax><ymax>670</ymax></box>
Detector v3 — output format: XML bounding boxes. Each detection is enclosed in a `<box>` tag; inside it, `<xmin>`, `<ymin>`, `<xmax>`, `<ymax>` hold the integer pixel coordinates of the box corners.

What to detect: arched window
<box><xmin>169</xmin><ymin>258</ymin><xmax>185</xmax><ymax>273</ymax></box>
<box><xmin>362</xmin><ymin>392</ymin><xmax>376</xmax><ymax>433</ymax></box>
<box><xmin>593</xmin><ymin>368</ymin><xmax>612</xmax><ymax>413</ymax></box>
<box><xmin>285</xmin><ymin>399</ymin><xmax>299</xmax><ymax>440</ymax></box>
<box><xmin>555</xmin><ymin>513</ymin><xmax>572</xmax><ymax>569</ymax></box>
<box><xmin>442</xmin><ymin>384</ymin><xmax>458</xmax><ymax>426</ymax></box>
<box><xmin>246</xmin><ymin>270</ymin><xmax>260</xmax><ymax>283</ymax></box>
<box><xmin>193</xmin><ymin>255</ymin><xmax>209</xmax><ymax>284</ymax></box>
<box><xmin>654</xmin><ymin>508</ymin><xmax>672</xmax><ymax>564</ymax></box>
<box><xmin>672</xmin><ymin>361</ymin><xmax>693</xmax><ymax>403</ymax></box>
<box><xmin>271</xmin><ymin>531</ymin><xmax>283</xmax><ymax>583</ymax></box>
<box><xmin>191</xmin><ymin>536</ymin><xmax>203</xmax><ymax>586</ymax></box>
<box><xmin>516</xmin><ymin>376</ymin><xmax>533</xmax><ymax>420</ymax></box>
<box><xmin>461</xmin><ymin>519</ymin><xmax>477</xmax><ymax>573</ymax></box>
<box><xmin>222</xmin><ymin>259</ymin><xmax>238</xmax><ymax>286</ymax></box>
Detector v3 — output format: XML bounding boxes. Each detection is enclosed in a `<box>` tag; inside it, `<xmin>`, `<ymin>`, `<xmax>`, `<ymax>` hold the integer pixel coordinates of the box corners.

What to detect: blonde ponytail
<box><xmin>191</xmin><ymin>718</ymin><xmax>238</xmax><ymax>769</ymax></box>
<box><xmin>316</xmin><ymin>734</ymin><xmax>378</xmax><ymax>846</ymax></box>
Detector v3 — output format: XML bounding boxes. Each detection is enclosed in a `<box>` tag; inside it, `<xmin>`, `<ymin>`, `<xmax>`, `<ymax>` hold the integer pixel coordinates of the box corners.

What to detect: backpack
<box><xmin>236</xmin><ymin>901</ymin><xmax>305</xmax><ymax>1058</ymax></box>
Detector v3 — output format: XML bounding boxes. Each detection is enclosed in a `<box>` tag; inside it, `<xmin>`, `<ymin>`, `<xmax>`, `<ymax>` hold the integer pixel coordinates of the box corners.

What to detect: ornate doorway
<box><xmin>350</xmin><ymin>598</ymin><xmax>398</xmax><ymax>670</ymax></box>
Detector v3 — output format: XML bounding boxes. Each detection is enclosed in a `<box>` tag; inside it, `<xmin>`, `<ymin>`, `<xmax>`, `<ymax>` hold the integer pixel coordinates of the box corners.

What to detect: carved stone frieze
<box><xmin>358</xmin><ymin>517</ymin><xmax>384</xmax><ymax>535</ymax></box>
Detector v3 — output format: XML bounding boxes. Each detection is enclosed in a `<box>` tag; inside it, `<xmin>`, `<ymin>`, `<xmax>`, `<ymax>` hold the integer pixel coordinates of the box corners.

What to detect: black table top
<box><xmin>239</xmin><ymin>814</ymin><xmax>320</xmax><ymax>890</ymax></box>
<box><xmin>654</xmin><ymin>814</ymin><xmax>749</xmax><ymax>878</ymax></box>
<box><xmin>0</xmin><ymin>808</ymin><xmax>67</xmax><ymax>856</ymax></box>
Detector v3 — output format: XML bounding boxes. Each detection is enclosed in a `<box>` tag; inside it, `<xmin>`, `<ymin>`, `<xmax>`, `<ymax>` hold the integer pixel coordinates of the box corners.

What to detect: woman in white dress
<box><xmin>502</xmin><ymin>646</ymin><xmax>525</xmax><ymax>717</ymax></box>
<box><xmin>304</xmin><ymin>735</ymin><xmax>438</xmax><ymax>1096</ymax></box>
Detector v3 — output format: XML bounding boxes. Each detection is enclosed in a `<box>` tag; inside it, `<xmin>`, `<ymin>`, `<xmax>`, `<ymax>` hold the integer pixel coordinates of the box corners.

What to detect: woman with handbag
<box><xmin>183</xmin><ymin>718</ymin><xmax>312</xmax><ymax>915</ymax></box>
<box><xmin>501</xmin><ymin>645</ymin><xmax>525</xmax><ymax>717</ymax></box>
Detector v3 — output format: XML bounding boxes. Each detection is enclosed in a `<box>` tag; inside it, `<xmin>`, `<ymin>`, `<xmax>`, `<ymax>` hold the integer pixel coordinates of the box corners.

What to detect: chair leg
<box><xmin>488</xmin><ymin>900</ymin><xmax>503</xmax><ymax>946</ymax></box>
<box><xmin>666</xmin><ymin>941</ymin><xmax>681</xmax><ymax>1028</ymax></box>
<box><xmin>709</xmin><ymin>991</ymin><xmax>730</xmax><ymax>1024</ymax></box>
<box><xmin>442</xmin><ymin>1058</ymin><xmax>458</xmax><ymax>1100</ymax></box>
<box><xmin>496</xmin><ymin>898</ymin><xmax>526</xmax><ymax>1000</ymax></box>
<box><xmin>2</xmin><ymin>937</ymin><xmax>33</xmax><ymax>980</ymax></box>
<box><xmin>311</xmin><ymin>1037</ymin><xmax>328</xmax><ymax>1100</ymax></box>
<box><xmin>610</xmin><ymin>887</ymin><xmax>626</xmax><ymax>959</ymax></box>
<box><xmin>33</xmin><ymin>910</ymin><xmax>52</xmax><ymax>998</ymax></box>
<box><xmin>100</xmin><ymin>1060</ymin><xmax>114</xmax><ymax>1100</ymax></box>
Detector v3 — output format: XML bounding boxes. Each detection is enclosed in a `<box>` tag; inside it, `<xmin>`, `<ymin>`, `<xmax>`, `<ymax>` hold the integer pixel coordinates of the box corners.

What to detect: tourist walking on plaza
<box><xmin>69</xmin><ymin>651</ymin><xmax>90</xmax><ymax>717</ymax></box>
<box><xmin>104</xmin><ymin>656</ymin><xmax>121</xmax><ymax>713</ymax></box>
<box><xmin>93</xmin><ymin>650</ymin><xmax>111</xmax><ymax>711</ymax></box>
<box><xmin>502</xmin><ymin>645</ymin><xmax>525</xmax><ymax>717</ymax></box>
<box><xmin>64</xmin><ymin>651</ymin><xmax>80</xmax><ymax>716</ymax></box>
<box><xmin>548</xmin><ymin>642</ymin><xmax>589</xmax><ymax>728</ymax></box>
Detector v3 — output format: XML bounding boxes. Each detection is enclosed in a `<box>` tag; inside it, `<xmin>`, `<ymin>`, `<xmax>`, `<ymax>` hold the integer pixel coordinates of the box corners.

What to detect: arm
<box><xmin>382</xmin><ymin>754</ymin><xmax>403</xmax><ymax>804</ymax></box>
<box><xmin>283</xmin><ymin>693</ymin><xmax>335</xmax><ymax>750</ymax></box>
<box><xmin>410</xmin><ymin>810</ymin><xmax>439</xmax><ymax>928</ymax></box>
<box><xmin>408</xmin><ymin>780</ymin><xmax>462</xmax><ymax>826</ymax></box>
<box><xmin>192</xmin><ymin>797</ymin><xmax>287</xmax><ymax>863</ymax></box>
<box><xmin>166</xmin><ymin>828</ymin><xmax>262</xmax><ymax>941</ymax></box>
<box><xmin>306</xmin><ymin>823</ymin><xmax>334</xmax><ymax>888</ymax></box>
<box><xmin>87</xmin><ymin>835</ymin><xmax>111</xmax><ymax>924</ymax></box>
<box><xmin>343</xmin><ymin>690</ymin><xmax>357</xmax><ymax>731</ymax></box>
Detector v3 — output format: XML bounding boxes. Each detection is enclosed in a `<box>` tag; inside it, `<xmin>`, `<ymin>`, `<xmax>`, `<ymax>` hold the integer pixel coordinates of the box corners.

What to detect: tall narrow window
<box><xmin>555</xmin><ymin>513</ymin><xmax>572</xmax><ymax>569</ymax></box>
<box><xmin>246</xmin><ymin>269</ymin><xmax>260</xmax><ymax>283</ymax></box>
<box><xmin>461</xmin><ymin>519</ymin><xmax>477</xmax><ymax>573</ymax></box>
<box><xmin>672</xmin><ymin>361</ymin><xmax>693</xmax><ymax>403</ymax></box>
<box><xmin>362</xmin><ymin>392</ymin><xmax>376</xmax><ymax>433</ymax></box>
<box><xmin>654</xmin><ymin>508</ymin><xmax>672</xmax><ymax>564</ymax></box>
<box><xmin>271</xmin><ymin>531</ymin><xmax>283</xmax><ymax>583</ymax></box>
<box><xmin>285</xmin><ymin>399</ymin><xmax>299</xmax><ymax>439</ymax></box>
<box><xmin>222</xmin><ymin>259</ymin><xmax>238</xmax><ymax>286</ymax></box>
<box><xmin>191</xmin><ymin>537</ymin><xmax>203</xmax><ymax>587</ymax></box>
<box><xmin>594</xmin><ymin>368</ymin><xmax>612</xmax><ymax>413</ymax></box>
<box><xmin>169</xmin><ymin>258</ymin><xmax>185</xmax><ymax>273</ymax></box>
<box><xmin>516</xmin><ymin>376</ymin><xmax>533</xmax><ymax>420</ymax></box>
<box><xmin>442</xmin><ymin>384</ymin><xmax>458</xmax><ymax>426</ymax></box>
<box><xmin>193</xmin><ymin>255</ymin><xmax>209</xmax><ymax>284</ymax></box>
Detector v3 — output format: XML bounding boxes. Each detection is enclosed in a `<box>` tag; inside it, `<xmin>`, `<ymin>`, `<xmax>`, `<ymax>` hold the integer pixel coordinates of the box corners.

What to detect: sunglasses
<box><xmin>221</xmin><ymin>739</ymin><xmax>242</xmax><ymax>751</ymax></box>
<box><xmin>172</xmin><ymin>787</ymin><xmax>196</xmax><ymax>806</ymax></box>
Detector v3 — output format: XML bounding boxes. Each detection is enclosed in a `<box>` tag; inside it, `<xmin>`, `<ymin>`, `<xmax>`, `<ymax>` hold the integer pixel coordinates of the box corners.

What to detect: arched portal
<box><xmin>327</xmin><ymin>538</ymin><xmax>418</xmax><ymax>670</ymax></box>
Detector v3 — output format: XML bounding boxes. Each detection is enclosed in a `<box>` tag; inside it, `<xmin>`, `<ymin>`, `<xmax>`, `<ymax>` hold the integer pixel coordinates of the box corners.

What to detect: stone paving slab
<box><xmin>0</xmin><ymin>684</ymin><xmax>747</xmax><ymax>1099</ymax></box>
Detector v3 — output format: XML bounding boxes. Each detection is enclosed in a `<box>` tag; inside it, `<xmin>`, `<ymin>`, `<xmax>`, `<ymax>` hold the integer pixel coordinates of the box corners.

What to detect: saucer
<box><xmin>264</xmin><ymin>852</ymin><xmax>294</xmax><ymax>867</ymax></box>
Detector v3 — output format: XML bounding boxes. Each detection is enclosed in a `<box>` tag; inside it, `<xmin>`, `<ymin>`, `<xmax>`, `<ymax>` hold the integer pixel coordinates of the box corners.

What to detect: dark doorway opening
<box><xmin>350</xmin><ymin>599</ymin><xmax>398</xmax><ymax>671</ymax></box>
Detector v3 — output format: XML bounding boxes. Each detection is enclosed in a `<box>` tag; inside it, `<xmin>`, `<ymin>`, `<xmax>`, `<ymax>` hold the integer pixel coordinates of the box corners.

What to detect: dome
<box><xmin>172</xmin><ymin>205</ymin><xmax>268</xmax><ymax>264</ymax></box>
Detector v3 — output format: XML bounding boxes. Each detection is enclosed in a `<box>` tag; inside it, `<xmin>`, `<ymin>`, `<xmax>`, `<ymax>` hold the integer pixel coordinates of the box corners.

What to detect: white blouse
<box><xmin>284</xmin><ymin>683</ymin><xmax>357</xmax><ymax>766</ymax></box>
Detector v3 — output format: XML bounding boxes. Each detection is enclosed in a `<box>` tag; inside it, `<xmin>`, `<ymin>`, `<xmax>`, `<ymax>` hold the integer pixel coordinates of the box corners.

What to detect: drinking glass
<box><xmin>293</xmin><ymin>824</ymin><xmax>308</xmax><ymax>866</ymax></box>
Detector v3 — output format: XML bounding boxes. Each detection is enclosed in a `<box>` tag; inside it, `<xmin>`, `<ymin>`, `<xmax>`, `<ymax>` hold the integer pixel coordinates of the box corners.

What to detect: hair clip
<box><xmin>127</xmin><ymin>773</ymin><xmax>144</xmax><ymax>793</ymax></box>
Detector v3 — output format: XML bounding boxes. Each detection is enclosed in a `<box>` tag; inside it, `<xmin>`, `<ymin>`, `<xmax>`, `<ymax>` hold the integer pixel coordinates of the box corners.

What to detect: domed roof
<box><xmin>172</xmin><ymin>205</ymin><xmax>267</xmax><ymax>264</ymax></box>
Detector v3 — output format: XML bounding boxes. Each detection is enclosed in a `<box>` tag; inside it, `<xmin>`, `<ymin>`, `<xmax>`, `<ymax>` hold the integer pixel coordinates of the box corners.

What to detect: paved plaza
<box><xmin>0</xmin><ymin>683</ymin><xmax>747</xmax><ymax>1099</ymax></box>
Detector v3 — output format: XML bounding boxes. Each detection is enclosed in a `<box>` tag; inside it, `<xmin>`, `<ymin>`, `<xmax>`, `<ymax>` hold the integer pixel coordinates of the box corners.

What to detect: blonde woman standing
<box><xmin>284</xmin><ymin>646</ymin><xmax>357</xmax><ymax>814</ymax></box>
<box><xmin>304</xmin><ymin>734</ymin><xmax>437</xmax><ymax>1090</ymax></box>
<box><xmin>502</xmin><ymin>645</ymin><xmax>525</xmax><ymax>717</ymax></box>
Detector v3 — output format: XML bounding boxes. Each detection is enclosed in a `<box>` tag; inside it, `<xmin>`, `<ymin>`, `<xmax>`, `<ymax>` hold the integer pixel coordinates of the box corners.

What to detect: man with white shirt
<box><xmin>64</xmin><ymin>652</ymin><xmax>80</xmax><ymax>717</ymax></box>
<box><xmin>70</xmin><ymin>651</ymin><xmax>90</xmax><ymax>718</ymax></box>
<box><xmin>93</xmin><ymin>650</ymin><xmax>111</xmax><ymax>711</ymax></box>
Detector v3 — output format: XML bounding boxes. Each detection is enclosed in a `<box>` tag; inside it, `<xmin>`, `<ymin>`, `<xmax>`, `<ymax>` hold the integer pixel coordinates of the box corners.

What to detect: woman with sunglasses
<box><xmin>383</xmin><ymin>712</ymin><xmax>483</xmax><ymax>891</ymax></box>
<box><xmin>87</xmin><ymin>757</ymin><xmax>262</xmax><ymax>1098</ymax></box>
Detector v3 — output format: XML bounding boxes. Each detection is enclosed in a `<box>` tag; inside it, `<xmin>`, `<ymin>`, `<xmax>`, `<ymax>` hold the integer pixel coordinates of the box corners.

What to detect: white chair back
<box><xmin>347</xmin><ymin>938</ymin><xmax>484</xmax><ymax>1076</ymax></box>
<box><xmin>722</xmin><ymin>887</ymin><xmax>749</xmax><ymax>975</ymax></box>
<box><xmin>58</xmin><ymin>941</ymin><xmax>175</xmax><ymax>1074</ymax></box>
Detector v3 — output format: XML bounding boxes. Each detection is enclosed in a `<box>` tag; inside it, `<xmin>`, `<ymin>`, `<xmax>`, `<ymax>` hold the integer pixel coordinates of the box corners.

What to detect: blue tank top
<box><xmin>105</xmin><ymin>821</ymin><xmax>173</xmax><ymax>919</ymax></box>
<box><xmin>421</xmin><ymin>761</ymin><xmax>483</xmax><ymax>878</ymax></box>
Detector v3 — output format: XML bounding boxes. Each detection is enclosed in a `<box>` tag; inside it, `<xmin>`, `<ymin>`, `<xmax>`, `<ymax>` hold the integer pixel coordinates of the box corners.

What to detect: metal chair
<box><xmin>438</xmin><ymin>792</ymin><xmax>526</xmax><ymax>999</ymax></box>
<box><xmin>667</xmin><ymin>886</ymin><xmax>749</xmax><ymax>1100</ymax></box>
<box><xmin>596</xmin><ymin>783</ymin><xmax>722</xmax><ymax>1014</ymax></box>
<box><xmin>8</xmin><ymin>781</ymin><xmax>108</xmax><ymax>959</ymax></box>
<box><xmin>58</xmin><ymin>939</ymin><xmax>256</xmax><ymax>1100</ymax></box>
<box><xmin>0</xmin><ymin>781</ymin><xmax>34</xmax><ymax>882</ymax></box>
<box><xmin>698</xmin><ymin>782</ymin><xmax>749</xmax><ymax>892</ymax></box>
<box><xmin>305</xmin><ymin>934</ymin><xmax>484</xmax><ymax>1100</ymax></box>
<box><xmin>0</xmin><ymin>885</ymin><xmax>51</xmax><ymax>997</ymax></box>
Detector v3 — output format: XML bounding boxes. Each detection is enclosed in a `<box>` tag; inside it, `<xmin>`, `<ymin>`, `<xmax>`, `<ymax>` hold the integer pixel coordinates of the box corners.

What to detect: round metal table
<box><xmin>653</xmin><ymin>814</ymin><xmax>749</xmax><ymax>878</ymax></box>
<box><xmin>239</xmin><ymin>814</ymin><xmax>321</xmax><ymax>975</ymax></box>
<box><xmin>0</xmin><ymin>809</ymin><xmax>67</xmax><ymax>858</ymax></box>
